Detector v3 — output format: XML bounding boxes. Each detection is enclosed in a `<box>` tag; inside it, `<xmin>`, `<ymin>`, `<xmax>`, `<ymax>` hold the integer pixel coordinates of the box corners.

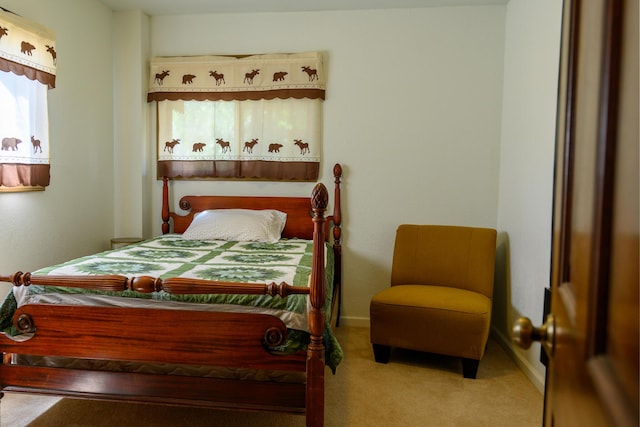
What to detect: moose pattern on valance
<box><xmin>148</xmin><ymin>52</ymin><xmax>325</xmax><ymax>181</ymax></box>
<box><xmin>0</xmin><ymin>10</ymin><xmax>56</xmax><ymax>190</ymax></box>
<box><xmin>0</xmin><ymin>9</ymin><xmax>56</xmax><ymax>88</ymax></box>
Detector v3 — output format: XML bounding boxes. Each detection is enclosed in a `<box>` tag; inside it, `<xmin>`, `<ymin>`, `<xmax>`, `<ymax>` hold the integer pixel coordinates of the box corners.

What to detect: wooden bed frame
<box><xmin>0</xmin><ymin>163</ymin><xmax>343</xmax><ymax>427</ymax></box>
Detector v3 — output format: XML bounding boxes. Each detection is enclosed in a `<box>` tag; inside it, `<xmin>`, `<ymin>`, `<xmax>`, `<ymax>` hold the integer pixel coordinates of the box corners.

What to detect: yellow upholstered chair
<box><xmin>370</xmin><ymin>224</ymin><xmax>497</xmax><ymax>379</ymax></box>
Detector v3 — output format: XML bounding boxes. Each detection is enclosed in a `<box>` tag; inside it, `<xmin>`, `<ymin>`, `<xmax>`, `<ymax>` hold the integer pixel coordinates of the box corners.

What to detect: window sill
<box><xmin>0</xmin><ymin>186</ymin><xmax>45</xmax><ymax>193</ymax></box>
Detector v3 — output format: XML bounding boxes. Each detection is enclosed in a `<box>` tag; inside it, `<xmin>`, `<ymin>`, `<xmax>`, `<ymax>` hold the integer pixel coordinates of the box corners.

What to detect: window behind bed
<box><xmin>147</xmin><ymin>52</ymin><xmax>325</xmax><ymax>182</ymax></box>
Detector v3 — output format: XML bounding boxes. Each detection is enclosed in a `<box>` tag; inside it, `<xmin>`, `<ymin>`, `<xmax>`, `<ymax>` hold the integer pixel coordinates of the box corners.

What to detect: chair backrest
<box><xmin>390</xmin><ymin>224</ymin><xmax>497</xmax><ymax>298</ymax></box>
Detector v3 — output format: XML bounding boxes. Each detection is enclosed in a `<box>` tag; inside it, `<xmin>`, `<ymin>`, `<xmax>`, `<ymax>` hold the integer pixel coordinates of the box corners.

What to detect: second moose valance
<box><xmin>147</xmin><ymin>51</ymin><xmax>325</xmax><ymax>102</ymax></box>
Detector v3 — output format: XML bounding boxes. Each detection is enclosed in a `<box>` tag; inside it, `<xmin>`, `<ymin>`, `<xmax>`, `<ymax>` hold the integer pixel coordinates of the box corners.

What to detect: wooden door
<box><xmin>514</xmin><ymin>0</ymin><xmax>638</xmax><ymax>426</ymax></box>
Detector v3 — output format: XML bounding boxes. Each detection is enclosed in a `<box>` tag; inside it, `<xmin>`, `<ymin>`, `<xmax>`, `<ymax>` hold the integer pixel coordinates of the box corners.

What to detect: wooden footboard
<box><xmin>0</xmin><ymin>305</ymin><xmax>308</xmax><ymax>413</ymax></box>
<box><xmin>2</xmin><ymin>305</ymin><xmax>305</xmax><ymax>370</ymax></box>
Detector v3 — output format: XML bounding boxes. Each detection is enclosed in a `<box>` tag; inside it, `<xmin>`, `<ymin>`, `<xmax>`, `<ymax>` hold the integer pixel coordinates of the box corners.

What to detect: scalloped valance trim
<box><xmin>147</xmin><ymin>88</ymin><xmax>325</xmax><ymax>103</ymax></box>
<box><xmin>0</xmin><ymin>57</ymin><xmax>55</xmax><ymax>88</ymax></box>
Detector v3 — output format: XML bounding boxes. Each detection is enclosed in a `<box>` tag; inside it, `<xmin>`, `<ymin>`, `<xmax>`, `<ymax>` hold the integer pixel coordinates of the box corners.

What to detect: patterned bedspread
<box><xmin>1</xmin><ymin>234</ymin><xmax>343</xmax><ymax>371</ymax></box>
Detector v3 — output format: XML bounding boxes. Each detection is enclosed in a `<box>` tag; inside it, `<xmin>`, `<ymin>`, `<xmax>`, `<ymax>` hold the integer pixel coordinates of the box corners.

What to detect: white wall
<box><xmin>146</xmin><ymin>6</ymin><xmax>507</xmax><ymax>325</ymax></box>
<box><xmin>113</xmin><ymin>10</ymin><xmax>149</xmax><ymax>239</ymax></box>
<box><xmin>495</xmin><ymin>0</ymin><xmax>563</xmax><ymax>389</ymax></box>
<box><xmin>0</xmin><ymin>0</ymin><xmax>114</xmax><ymax>293</ymax></box>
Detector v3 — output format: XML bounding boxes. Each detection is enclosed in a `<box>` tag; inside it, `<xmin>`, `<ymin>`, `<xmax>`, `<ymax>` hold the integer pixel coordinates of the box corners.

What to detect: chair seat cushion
<box><xmin>370</xmin><ymin>285</ymin><xmax>492</xmax><ymax>359</ymax></box>
<box><xmin>371</xmin><ymin>284</ymin><xmax>490</xmax><ymax>314</ymax></box>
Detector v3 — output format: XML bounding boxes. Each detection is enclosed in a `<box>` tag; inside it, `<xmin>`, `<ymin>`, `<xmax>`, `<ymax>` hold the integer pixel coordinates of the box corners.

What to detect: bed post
<box><xmin>307</xmin><ymin>183</ymin><xmax>328</xmax><ymax>427</ymax></box>
<box><xmin>161</xmin><ymin>177</ymin><xmax>170</xmax><ymax>234</ymax></box>
<box><xmin>332</xmin><ymin>163</ymin><xmax>343</xmax><ymax>326</ymax></box>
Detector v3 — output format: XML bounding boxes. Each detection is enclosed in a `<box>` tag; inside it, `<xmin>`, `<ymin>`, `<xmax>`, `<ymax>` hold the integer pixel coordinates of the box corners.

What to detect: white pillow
<box><xmin>182</xmin><ymin>209</ymin><xmax>287</xmax><ymax>243</ymax></box>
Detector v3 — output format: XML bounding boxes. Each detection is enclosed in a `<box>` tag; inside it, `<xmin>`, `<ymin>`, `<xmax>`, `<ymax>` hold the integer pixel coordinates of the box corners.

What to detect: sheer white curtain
<box><xmin>156</xmin><ymin>98</ymin><xmax>321</xmax><ymax>160</ymax></box>
<box><xmin>0</xmin><ymin>69</ymin><xmax>50</xmax><ymax>187</ymax></box>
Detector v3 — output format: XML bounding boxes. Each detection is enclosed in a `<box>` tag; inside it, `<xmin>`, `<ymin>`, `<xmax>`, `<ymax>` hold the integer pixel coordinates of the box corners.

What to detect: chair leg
<box><xmin>372</xmin><ymin>344</ymin><xmax>391</xmax><ymax>363</ymax></box>
<box><xmin>461</xmin><ymin>358</ymin><xmax>480</xmax><ymax>379</ymax></box>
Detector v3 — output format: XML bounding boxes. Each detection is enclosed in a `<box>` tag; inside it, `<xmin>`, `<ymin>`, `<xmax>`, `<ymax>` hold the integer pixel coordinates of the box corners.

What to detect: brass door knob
<box><xmin>512</xmin><ymin>314</ymin><xmax>555</xmax><ymax>356</ymax></box>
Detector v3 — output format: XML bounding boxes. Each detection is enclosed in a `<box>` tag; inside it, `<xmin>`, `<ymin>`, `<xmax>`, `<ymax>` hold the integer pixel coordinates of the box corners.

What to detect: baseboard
<box><xmin>336</xmin><ymin>316</ymin><xmax>370</xmax><ymax>328</ymax></box>
<box><xmin>491</xmin><ymin>326</ymin><xmax>545</xmax><ymax>394</ymax></box>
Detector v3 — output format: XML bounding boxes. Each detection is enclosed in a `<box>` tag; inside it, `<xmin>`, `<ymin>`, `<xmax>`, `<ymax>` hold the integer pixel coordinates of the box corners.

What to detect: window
<box><xmin>0</xmin><ymin>9</ymin><xmax>56</xmax><ymax>192</ymax></box>
<box><xmin>148</xmin><ymin>52</ymin><xmax>325</xmax><ymax>181</ymax></box>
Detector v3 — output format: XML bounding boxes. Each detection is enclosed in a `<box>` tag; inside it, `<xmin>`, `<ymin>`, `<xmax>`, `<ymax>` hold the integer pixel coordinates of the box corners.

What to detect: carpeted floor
<box><xmin>0</xmin><ymin>326</ymin><xmax>543</xmax><ymax>427</ymax></box>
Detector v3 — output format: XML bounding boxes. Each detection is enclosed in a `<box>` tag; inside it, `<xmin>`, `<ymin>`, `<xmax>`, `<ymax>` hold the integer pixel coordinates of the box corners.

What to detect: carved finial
<box><xmin>311</xmin><ymin>183</ymin><xmax>328</xmax><ymax>211</ymax></box>
<box><xmin>333</xmin><ymin>163</ymin><xmax>342</xmax><ymax>180</ymax></box>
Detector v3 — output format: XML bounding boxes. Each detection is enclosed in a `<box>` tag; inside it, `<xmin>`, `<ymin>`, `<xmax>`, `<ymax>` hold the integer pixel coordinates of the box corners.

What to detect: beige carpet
<box><xmin>0</xmin><ymin>326</ymin><xmax>543</xmax><ymax>427</ymax></box>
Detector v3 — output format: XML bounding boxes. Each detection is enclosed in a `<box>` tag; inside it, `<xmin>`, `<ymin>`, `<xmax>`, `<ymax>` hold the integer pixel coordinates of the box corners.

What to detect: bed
<box><xmin>0</xmin><ymin>163</ymin><xmax>343</xmax><ymax>427</ymax></box>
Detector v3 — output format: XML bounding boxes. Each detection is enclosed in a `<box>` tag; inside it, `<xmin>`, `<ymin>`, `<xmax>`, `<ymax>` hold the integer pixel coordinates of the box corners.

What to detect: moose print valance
<box><xmin>148</xmin><ymin>52</ymin><xmax>325</xmax><ymax>181</ymax></box>
<box><xmin>0</xmin><ymin>9</ymin><xmax>56</xmax><ymax>89</ymax></box>
<box><xmin>147</xmin><ymin>52</ymin><xmax>325</xmax><ymax>102</ymax></box>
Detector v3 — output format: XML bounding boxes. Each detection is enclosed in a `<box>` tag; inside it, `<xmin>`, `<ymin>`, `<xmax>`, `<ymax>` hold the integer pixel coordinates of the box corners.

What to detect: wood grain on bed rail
<box><xmin>3</xmin><ymin>272</ymin><xmax>310</xmax><ymax>298</ymax></box>
<box><xmin>1</xmin><ymin>305</ymin><xmax>302</xmax><ymax>371</ymax></box>
<box><xmin>2</xmin><ymin>272</ymin><xmax>132</xmax><ymax>292</ymax></box>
